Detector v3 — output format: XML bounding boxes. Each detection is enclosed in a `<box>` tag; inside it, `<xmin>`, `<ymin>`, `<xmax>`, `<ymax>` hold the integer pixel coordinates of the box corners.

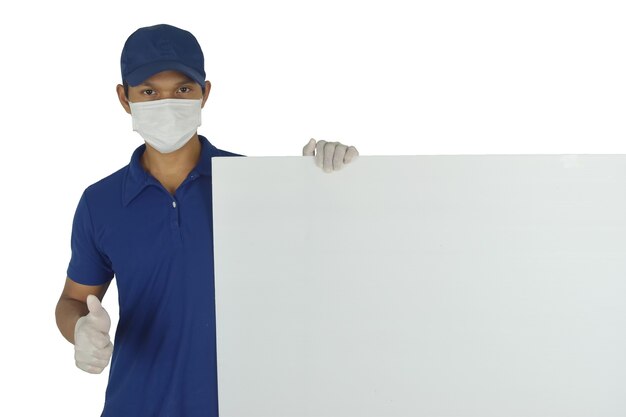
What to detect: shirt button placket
<box><xmin>170</xmin><ymin>197</ymin><xmax>178</xmax><ymax>227</ymax></box>
<box><xmin>170</xmin><ymin>196</ymin><xmax>182</xmax><ymax>246</ymax></box>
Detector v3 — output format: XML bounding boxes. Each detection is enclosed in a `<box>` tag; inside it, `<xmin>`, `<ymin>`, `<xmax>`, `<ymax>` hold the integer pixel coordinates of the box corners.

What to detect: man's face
<box><xmin>116</xmin><ymin>70</ymin><xmax>211</xmax><ymax>114</ymax></box>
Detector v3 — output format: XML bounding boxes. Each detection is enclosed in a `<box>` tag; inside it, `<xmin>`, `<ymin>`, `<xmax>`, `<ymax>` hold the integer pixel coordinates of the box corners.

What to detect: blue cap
<box><xmin>120</xmin><ymin>24</ymin><xmax>206</xmax><ymax>91</ymax></box>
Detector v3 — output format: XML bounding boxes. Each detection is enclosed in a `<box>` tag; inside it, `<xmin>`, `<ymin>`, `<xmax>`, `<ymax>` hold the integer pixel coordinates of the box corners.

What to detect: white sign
<box><xmin>212</xmin><ymin>155</ymin><xmax>626</xmax><ymax>417</ymax></box>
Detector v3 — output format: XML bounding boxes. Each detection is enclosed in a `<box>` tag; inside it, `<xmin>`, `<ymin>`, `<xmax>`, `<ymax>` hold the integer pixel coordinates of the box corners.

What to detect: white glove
<box><xmin>74</xmin><ymin>294</ymin><xmax>113</xmax><ymax>374</ymax></box>
<box><xmin>303</xmin><ymin>138</ymin><xmax>359</xmax><ymax>173</ymax></box>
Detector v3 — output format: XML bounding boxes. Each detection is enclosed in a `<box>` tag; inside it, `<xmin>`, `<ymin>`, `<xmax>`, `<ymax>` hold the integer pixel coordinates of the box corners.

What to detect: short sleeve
<box><xmin>66</xmin><ymin>190</ymin><xmax>114</xmax><ymax>285</ymax></box>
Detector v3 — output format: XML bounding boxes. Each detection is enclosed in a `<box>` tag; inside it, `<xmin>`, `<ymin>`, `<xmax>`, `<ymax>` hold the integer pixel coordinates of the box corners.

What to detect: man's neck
<box><xmin>140</xmin><ymin>133</ymin><xmax>201</xmax><ymax>178</ymax></box>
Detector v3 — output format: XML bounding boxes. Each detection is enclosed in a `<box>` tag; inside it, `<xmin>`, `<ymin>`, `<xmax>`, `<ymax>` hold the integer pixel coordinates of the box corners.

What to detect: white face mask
<box><xmin>129</xmin><ymin>98</ymin><xmax>202</xmax><ymax>154</ymax></box>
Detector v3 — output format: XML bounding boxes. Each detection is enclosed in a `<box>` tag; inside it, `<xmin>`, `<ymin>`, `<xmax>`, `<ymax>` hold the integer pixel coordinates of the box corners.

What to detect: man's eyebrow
<box><xmin>137</xmin><ymin>78</ymin><xmax>196</xmax><ymax>88</ymax></box>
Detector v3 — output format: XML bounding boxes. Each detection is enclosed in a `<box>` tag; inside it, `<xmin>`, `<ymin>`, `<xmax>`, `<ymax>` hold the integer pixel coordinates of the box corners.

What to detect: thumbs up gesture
<box><xmin>74</xmin><ymin>294</ymin><xmax>113</xmax><ymax>374</ymax></box>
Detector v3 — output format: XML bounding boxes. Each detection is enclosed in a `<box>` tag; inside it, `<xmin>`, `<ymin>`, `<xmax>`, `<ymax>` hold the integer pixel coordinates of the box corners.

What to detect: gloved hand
<box><xmin>74</xmin><ymin>294</ymin><xmax>113</xmax><ymax>374</ymax></box>
<box><xmin>303</xmin><ymin>138</ymin><xmax>359</xmax><ymax>173</ymax></box>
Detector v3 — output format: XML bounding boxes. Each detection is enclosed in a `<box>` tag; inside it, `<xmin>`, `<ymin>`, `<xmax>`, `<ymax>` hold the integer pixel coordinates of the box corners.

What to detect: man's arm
<box><xmin>55</xmin><ymin>277</ymin><xmax>111</xmax><ymax>344</ymax></box>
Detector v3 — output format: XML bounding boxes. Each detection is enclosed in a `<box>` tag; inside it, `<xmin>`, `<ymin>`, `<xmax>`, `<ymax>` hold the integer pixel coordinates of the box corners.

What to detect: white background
<box><xmin>0</xmin><ymin>0</ymin><xmax>625</xmax><ymax>415</ymax></box>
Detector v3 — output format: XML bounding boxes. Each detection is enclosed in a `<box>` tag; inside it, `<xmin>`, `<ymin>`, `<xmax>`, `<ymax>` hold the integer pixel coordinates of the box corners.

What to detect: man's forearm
<box><xmin>55</xmin><ymin>297</ymin><xmax>89</xmax><ymax>345</ymax></box>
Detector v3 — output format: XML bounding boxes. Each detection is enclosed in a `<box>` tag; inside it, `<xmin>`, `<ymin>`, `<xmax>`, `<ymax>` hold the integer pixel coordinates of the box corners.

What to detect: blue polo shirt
<box><xmin>66</xmin><ymin>135</ymin><xmax>244</xmax><ymax>416</ymax></box>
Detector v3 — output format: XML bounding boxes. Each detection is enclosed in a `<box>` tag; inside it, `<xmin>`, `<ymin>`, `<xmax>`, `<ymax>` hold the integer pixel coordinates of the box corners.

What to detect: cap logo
<box><xmin>156</xmin><ymin>39</ymin><xmax>177</xmax><ymax>58</ymax></box>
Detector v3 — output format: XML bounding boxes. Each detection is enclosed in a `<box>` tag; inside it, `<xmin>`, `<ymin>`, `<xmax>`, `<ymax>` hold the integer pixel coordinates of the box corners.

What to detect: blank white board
<box><xmin>211</xmin><ymin>155</ymin><xmax>626</xmax><ymax>417</ymax></box>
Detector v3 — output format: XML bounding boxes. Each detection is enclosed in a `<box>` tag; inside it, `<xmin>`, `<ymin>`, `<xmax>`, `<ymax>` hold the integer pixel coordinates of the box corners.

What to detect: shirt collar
<box><xmin>122</xmin><ymin>135</ymin><xmax>217</xmax><ymax>207</ymax></box>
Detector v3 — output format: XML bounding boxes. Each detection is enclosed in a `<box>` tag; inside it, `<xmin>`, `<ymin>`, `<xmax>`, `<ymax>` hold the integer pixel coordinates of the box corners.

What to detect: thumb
<box><xmin>302</xmin><ymin>138</ymin><xmax>316</xmax><ymax>156</ymax></box>
<box><xmin>86</xmin><ymin>294</ymin><xmax>111</xmax><ymax>332</ymax></box>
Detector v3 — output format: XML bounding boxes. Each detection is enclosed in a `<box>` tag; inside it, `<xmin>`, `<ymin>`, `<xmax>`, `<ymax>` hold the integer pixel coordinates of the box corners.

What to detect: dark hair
<box><xmin>122</xmin><ymin>79</ymin><xmax>204</xmax><ymax>99</ymax></box>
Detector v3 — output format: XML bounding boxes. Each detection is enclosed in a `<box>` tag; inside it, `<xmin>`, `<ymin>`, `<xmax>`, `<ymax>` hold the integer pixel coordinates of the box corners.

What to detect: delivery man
<box><xmin>55</xmin><ymin>23</ymin><xmax>359</xmax><ymax>416</ymax></box>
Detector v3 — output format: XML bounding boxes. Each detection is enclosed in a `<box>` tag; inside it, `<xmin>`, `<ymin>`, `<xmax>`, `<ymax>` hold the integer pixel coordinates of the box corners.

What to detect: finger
<box><xmin>76</xmin><ymin>361</ymin><xmax>105</xmax><ymax>374</ymax></box>
<box><xmin>344</xmin><ymin>146</ymin><xmax>359</xmax><ymax>163</ymax></box>
<box><xmin>333</xmin><ymin>144</ymin><xmax>348</xmax><ymax>171</ymax></box>
<box><xmin>315</xmin><ymin>140</ymin><xmax>326</xmax><ymax>168</ymax></box>
<box><xmin>303</xmin><ymin>138</ymin><xmax>316</xmax><ymax>156</ymax></box>
<box><xmin>78</xmin><ymin>325</ymin><xmax>110</xmax><ymax>348</ymax></box>
<box><xmin>103</xmin><ymin>342</ymin><xmax>114</xmax><ymax>358</ymax></box>
<box><xmin>89</xmin><ymin>331</ymin><xmax>111</xmax><ymax>349</ymax></box>
<box><xmin>323</xmin><ymin>142</ymin><xmax>337</xmax><ymax>173</ymax></box>
<box><xmin>86</xmin><ymin>295</ymin><xmax>111</xmax><ymax>333</ymax></box>
<box><xmin>86</xmin><ymin>294</ymin><xmax>104</xmax><ymax>315</ymax></box>
<box><xmin>76</xmin><ymin>328</ymin><xmax>109</xmax><ymax>350</ymax></box>
<box><xmin>75</xmin><ymin>346</ymin><xmax>110</xmax><ymax>365</ymax></box>
<box><xmin>75</xmin><ymin>347</ymin><xmax>111</xmax><ymax>368</ymax></box>
<box><xmin>90</xmin><ymin>357</ymin><xmax>111</xmax><ymax>368</ymax></box>
<box><xmin>89</xmin><ymin>343</ymin><xmax>114</xmax><ymax>360</ymax></box>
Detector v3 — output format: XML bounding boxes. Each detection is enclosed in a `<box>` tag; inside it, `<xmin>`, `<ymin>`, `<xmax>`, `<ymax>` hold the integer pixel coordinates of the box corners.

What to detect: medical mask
<box><xmin>129</xmin><ymin>98</ymin><xmax>202</xmax><ymax>154</ymax></box>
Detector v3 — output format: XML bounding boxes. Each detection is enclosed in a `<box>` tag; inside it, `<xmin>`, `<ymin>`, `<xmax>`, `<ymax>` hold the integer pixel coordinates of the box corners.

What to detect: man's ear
<box><xmin>116</xmin><ymin>84</ymin><xmax>131</xmax><ymax>115</ymax></box>
<box><xmin>201</xmin><ymin>80</ymin><xmax>211</xmax><ymax>108</ymax></box>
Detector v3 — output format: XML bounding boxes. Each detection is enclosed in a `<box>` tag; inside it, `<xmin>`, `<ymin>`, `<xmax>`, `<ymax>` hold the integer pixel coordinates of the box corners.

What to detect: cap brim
<box><xmin>125</xmin><ymin>60</ymin><xmax>205</xmax><ymax>88</ymax></box>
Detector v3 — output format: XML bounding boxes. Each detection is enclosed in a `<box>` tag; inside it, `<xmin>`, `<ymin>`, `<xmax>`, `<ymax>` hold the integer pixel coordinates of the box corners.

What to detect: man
<box><xmin>54</xmin><ymin>23</ymin><xmax>359</xmax><ymax>416</ymax></box>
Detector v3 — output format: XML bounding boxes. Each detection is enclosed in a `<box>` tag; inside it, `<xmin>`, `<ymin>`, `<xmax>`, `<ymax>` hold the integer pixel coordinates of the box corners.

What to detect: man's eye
<box><xmin>142</xmin><ymin>89</ymin><xmax>154</xmax><ymax>95</ymax></box>
<box><xmin>179</xmin><ymin>86</ymin><xmax>190</xmax><ymax>93</ymax></box>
